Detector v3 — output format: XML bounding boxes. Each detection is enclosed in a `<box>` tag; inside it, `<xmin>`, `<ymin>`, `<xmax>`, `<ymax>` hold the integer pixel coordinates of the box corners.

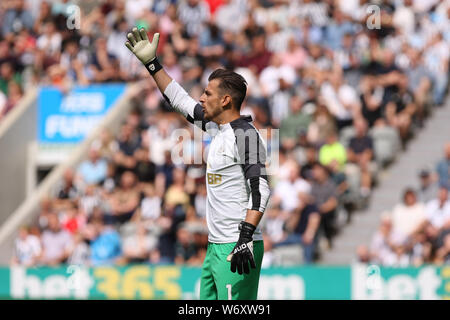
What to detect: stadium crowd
<box><xmin>357</xmin><ymin>143</ymin><xmax>450</xmax><ymax>266</ymax></box>
<box><xmin>5</xmin><ymin>0</ymin><xmax>449</xmax><ymax>267</ymax></box>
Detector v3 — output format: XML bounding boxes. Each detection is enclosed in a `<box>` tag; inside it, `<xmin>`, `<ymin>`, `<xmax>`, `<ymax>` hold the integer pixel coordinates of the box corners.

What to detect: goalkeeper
<box><xmin>125</xmin><ymin>27</ymin><xmax>270</xmax><ymax>300</ymax></box>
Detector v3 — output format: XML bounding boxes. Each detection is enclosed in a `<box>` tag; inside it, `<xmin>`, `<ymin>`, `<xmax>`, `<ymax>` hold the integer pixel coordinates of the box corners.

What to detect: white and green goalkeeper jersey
<box><xmin>163</xmin><ymin>80</ymin><xmax>271</xmax><ymax>243</ymax></box>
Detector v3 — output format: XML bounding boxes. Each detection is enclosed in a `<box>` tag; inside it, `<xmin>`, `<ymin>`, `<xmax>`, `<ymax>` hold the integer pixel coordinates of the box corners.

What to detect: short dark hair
<box><xmin>402</xmin><ymin>187</ymin><xmax>416</xmax><ymax>201</ymax></box>
<box><xmin>208</xmin><ymin>69</ymin><xmax>247</xmax><ymax>110</ymax></box>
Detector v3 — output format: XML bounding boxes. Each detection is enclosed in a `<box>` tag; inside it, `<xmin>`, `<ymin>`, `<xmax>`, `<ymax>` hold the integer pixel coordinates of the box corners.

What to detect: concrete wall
<box><xmin>0</xmin><ymin>88</ymin><xmax>38</xmax><ymax>224</ymax></box>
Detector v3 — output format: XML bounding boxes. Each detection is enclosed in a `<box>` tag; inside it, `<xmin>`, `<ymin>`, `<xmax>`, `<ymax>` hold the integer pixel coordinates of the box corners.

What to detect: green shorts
<box><xmin>199</xmin><ymin>240</ymin><xmax>264</xmax><ymax>300</ymax></box>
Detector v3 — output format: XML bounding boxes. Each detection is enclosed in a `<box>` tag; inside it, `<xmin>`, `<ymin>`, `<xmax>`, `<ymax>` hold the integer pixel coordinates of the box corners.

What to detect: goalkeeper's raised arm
<box><xmin>125</xmin><ymin>27</ymin><xmax>207</xmax><ymax>130</ymax></box>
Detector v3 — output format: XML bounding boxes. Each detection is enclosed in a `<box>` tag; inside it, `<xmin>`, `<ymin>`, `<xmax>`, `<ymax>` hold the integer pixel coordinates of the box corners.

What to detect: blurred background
<box><xmin>0</xmin><ymin>0</ymin><xmax>449</xmax><ymax>300</ymax></box>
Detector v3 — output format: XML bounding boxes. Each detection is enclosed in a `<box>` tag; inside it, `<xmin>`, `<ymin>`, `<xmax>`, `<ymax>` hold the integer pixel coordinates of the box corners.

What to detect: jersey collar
<box><xmin>216</xmin><ymin>115</ymin><xmax>253</xmax><ymax>131</ymax></box>
<box><xmin>229</xmin><ymin>115</ymin><xmax>253</xmax><ymax>124</ymax></box>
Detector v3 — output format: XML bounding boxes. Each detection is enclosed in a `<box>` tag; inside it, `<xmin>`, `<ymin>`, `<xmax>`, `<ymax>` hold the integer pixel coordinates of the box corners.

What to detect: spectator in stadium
<box><xmin>214</xmin><ymin>0</ymin><xmax>247</xmax><ymax>34</ymax></box>
<box><xmin>436</xmin><ymin>143</ymin><xmax>450</xmax><ymax>189</ymax></box>
<box><xmin>264</xmin><ymin>20</ymin><xmax>292</xmax><ymax>54</ymax></box>
<box><xmin>377</xmin><ymin>50</ymin><xmax>407</xmax><ymax>113</ymax></box>
<box><xmin>355</xmin><ymin>244</ymin><xmax>371</xmax><ymax>263</ymax></box>
<box><xmin>424</xmin><ymin>32</ymin><xmax>449</xmax><ymax>106</ymax></box>
<box><xmin>78</xmin><ymin>184</ymin><xmax>103</xmax><ymax>218</ymax></box>
<box><xmin>91</xmin><ymin>128</ymin><xmax>119</xmax><ymax>161</ymax></box>
<box><xmin>174</xmin><ymin>224</ymin><xmax>200</xmax><ymax>265</ymax></box>
<box><xmin>11</xmin><ymin>226</ymin><xmax>42</xmax><ymax>267</ymax></box>
<box><xmin>435</xmin><ymin>233</ymin><xmax>450</xmax><ymax>264</ymax></box>
<box><xmin>304</xmin><ymin>42</ymin><xmax>333</xmax><ymax>73</ymax></box>
<box><xmin>346</xmin><ymin>117</ymin><xmax>376</xmax><ymax>202</ymax></box>
<box><xmin>272</xmin><ymin>161</ymin><xmax>311</xmax><ymax>214</ymax></box>
<box><xmin>279</xmin><ymin>95</ymin><xmax>312</xmax><ymax>151</ymax></box>
<box><xmin>157</xmin><ymin>2</ymin><xmax>177</xmax><ymax>35</ymax></box>
<box><xmin>235</xmin><ymin>32</ymin><xmax>272</xmax><ymax>75</ymax></box>
<box><xmin>424</xmin><ymin>185</ymin><xmax>450</xmax><ymax>242</ymax></box>
<box><xmin>60</xmin><ymin>201</ymin><xmax>85</xmax><ymax>235</ymax></box>
<box><xmin>133</xmin><ymin>183</ymin><xmax>162</xmax><ymax>227</ymax></box>
<box><xmin>45</xmin><ymin>63</ymin><xmax>71</xmax><ymax>93</ymax></box>
<box><xmin>311</xmin><ymin>163</ymin><xmax>338</xmax><ymax>248</ymax></box>
<box><xmin>107</xmin><ymin>18</ymin><xmax>134</xmax><ymax>77</ymax></box>
<box><xmin>199</xmin><ymin>22</ymin><xmax>225</xmax><ymax>59</ymax></box>
<box><xmin>67</xmin><ymin>232</ymin><xmax>91</xmax><ymax>266</ymax></box>
<box><xmin>147</xmin><ymin>118</ymin><xmax>174</xmax><ymax>166</ymax></box>
<box><xmin>177</xmin><ymin>0</ymin><xmax>210</xmax><ymax>38</ymax></box>
<box><xmin>161</xmin><ymin>45</ymin><xmax>183</xmax><ymax>83</ymax></box>
<box><xmin>0</xmin><ymin>90</ymin><xmax>7</xmax><ymax>120</ymax></box>
<box><xmin>323</xmin><ymin>8</ymin><xmax>355</xmax><ymax>51</ymax></box>
<box><xmin>2</xmin><ymin>81</ymin><xmax>23</xmax><ymax>116</ymax></box>
<box><xmin>89</xmin><ymin>215</ymin><xmax>123</xmax><ymax>266</ymax></box>
<box><xmin>36</xmin><ymin>20</ymin><xmax>62</xmax><ymax>59</ymax></box>
<box><xmin>405</xmin><ymin>49</ymin><xmax>431</xmax><ymax>124</ymax></box>
<box><xmin>384</xmin><ymin>75</ymin><xmax>416</xmax><ymax>143</ymax></box>
<box><xmin>319</xmin><ymin>70</ymin><xmax>360</xmax><ymax>131</ymax></box>
<box><xmin>277</xmin><ymin>199</ymin><xmax>321</xmax><ymax>264</ymax></box>
<box><xmin>327</xmin><ymin>158</ymin><xmax>350</xmax><ymax>211</ymax></box>
<box><xmin>40</xmin><ymin>213</ymin><xmax>73</xmax><ymax>265</ymax></box>
<box><xmin>259</xmin><ymin>53</ymin><xmax>297</xmax><ymax>126</ymax></box>
<box><xmin>164</xmin><ymin>166</ymin><xmax>190</xmax><ymax>213</ymax></box>
<box><xmin>102</xmin><ymin>162</ymin><xmax>118</xmax><ymax>194</ymax></box>
<box><xmin>384</xmin><ymin>241</ymin><xmax>411</xmax><ymax>267</ymax></box>
<box><xmin>357</xmin><ymin>75</ymin><xmax>385</xmax><ymax>128</ymax></box>
<box><xmin>77</xmin><ymin>146</ymin><xmax>108</xmax><ymax>186</ymax></box>
<box><xmin>279</xmin><ymin>36</ymin><xmax>308</xmax><ymax>70</ymax></box>
<box><xmin>300</xmin><ymin>144</ymin><xmax>319</xmax><ymax>181</ymax></box>
<box><xmin>392</xmin><ymin>0</ymin><xmax>415</xmax><ymax>34</ymax></box>
<box><xmin>89</xmin><ymin>36</ymin><xmax>125</xmax><ymax>83</ymax></box>
<box><xmin>122</xmin><ymin>222</ymin><xmax>157</xmax><ymax>263</ymax></box>
<box><xmin>319</xmin><ymin>130</ymin><xmax>347</xmax><ymax>171</ymax></box>
<box><xmin>390</xmin><ymin>188</ymin><xmax>427</xmax><ymax>244</ymax></box>
<box><xmin>307</xmin><ymin>102</ymin><xmax>337</xmax><ymax>147</ymax></box>
<box><xmin>1</xmin><ymin>0</ymin><xmax>34</xmax><ymax>36</ymax></box>
<box><xmin>370</xmin><ymin>214</ymin><xmax>395</xmax><ymax>265</ymax></box>
<box><xmin>33</xmin><ymin>0</ymin><xmax>53</xmax><ymax>34</ymax></box>
<box><xmin>60</xmin><ymin>39</ymin><xmax>90</xmax><ymax>85</ymax></box>
<box><xmin>107</xmin><ymin>171</ymin><xmax>140</xmax><ymax>225</ymax></box>
<box><xmin>417</xmin><ymin>168</ymin><xmax>439</xmax><ymax>204</ymax></box>
<box><xmin>293</xmin><ymin>15</ymin><xmax>323</xmax><ymax>46</ymax></box>
<box><xmin>410</xmin><ymin>231</ymin><xmax>433</xmax><ymax>266</ymax></box>
<box><xmin>37</xmin><ymin>196</ymin><xmax>56</xmax><ymax>230</ymax></box>
<box><xmin>333</xmin><ymin>32</ymin><xmax>360</xmax><ymax>78</ymax></box>
<box><xmin>113</xmin><ymin>123</ymin><xmax>141</xmax><ymax>173</ymax></box>
<box><xmin>261</xmin><ymin>202</ymin><xmax>289</xmax><ymax>246</ymax></box>
<box><xmin>0</xmin><ymin>61</ymin><xmax>22</xmax><ymax>96</ymax></box>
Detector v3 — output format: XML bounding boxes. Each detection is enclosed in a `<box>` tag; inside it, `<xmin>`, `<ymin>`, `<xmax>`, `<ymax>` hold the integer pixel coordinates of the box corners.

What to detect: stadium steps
<box><xmin>318</xmin><ymin>95</ymin><xmax>450</xmax><ymax>265</ymax></box>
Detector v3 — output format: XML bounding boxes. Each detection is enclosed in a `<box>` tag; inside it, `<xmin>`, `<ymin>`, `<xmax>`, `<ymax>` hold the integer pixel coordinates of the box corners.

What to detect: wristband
<box><xmin>238</xmin><ymin>221</ymin><xmax>256</xmax><ymax>238</ymax></box>
<box><xmin>145</xmin><ymin>57</ymin><xmax>163</xmax><ymax>76</ymax></box>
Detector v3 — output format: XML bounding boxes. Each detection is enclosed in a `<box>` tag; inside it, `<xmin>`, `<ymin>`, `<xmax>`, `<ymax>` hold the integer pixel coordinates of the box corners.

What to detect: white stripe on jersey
<box><xmin>163</xmin><ymin>80</ymin><xmax>197</xmax><ymax>118</ymax></box>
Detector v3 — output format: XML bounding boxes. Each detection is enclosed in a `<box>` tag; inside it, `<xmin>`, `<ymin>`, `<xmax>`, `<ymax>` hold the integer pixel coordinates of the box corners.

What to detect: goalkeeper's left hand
<box><xmin>125</xmin><ymin>27</ymin><xmax>160</xmax><ymax>65</ymax></box>
<box><xmin>227</xmin><ymin>221</ymin><xmax>257</xmax><ymax>275</ymax></box>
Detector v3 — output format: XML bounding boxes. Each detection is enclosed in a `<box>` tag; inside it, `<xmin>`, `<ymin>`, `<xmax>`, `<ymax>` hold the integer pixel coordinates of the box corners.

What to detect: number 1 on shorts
<box><xmin>226</xmin><ymin>284</ymin><xmax>232</xmax><ymax>300</ymax></box>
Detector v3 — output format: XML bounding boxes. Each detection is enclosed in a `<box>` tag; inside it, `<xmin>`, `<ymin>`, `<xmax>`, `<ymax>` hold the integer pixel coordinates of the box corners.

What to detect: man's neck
<box><xmin>213</xmin><ymin>111</ymin><xmax>241</xmax><ymax>125</ymax></box>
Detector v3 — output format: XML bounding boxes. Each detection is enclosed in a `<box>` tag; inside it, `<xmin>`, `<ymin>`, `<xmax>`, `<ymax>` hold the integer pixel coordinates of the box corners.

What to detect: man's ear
<box><xmin>222</xmin><ymin>94</ymin><xmax>232</xmax><ymax>109</ymax></box>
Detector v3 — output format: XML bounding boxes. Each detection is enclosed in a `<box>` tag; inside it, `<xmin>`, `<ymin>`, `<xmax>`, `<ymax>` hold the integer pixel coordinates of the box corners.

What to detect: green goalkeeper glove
<box><xmin>125</xmin><ymin>27</ymin><xmax>160</xmax><ymax>66</ymax></box>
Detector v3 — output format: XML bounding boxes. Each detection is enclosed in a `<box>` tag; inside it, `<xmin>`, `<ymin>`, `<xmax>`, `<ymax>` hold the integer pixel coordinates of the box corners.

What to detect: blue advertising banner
<box><xmin>38</xmin><ymin>84</ymin><xmax>126</xmax><ymax>143</ymax></box>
